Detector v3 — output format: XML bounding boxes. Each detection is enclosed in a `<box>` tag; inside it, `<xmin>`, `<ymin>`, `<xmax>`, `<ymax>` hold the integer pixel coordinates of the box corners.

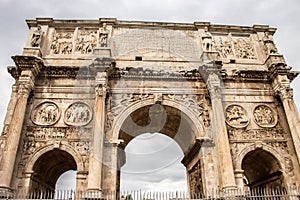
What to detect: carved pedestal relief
<box><xmin>225</xmin><ymin>105</ymin><xmax>249</xmax><ymax>128</ymax></box>
<box><xmin>64</xmin><ymin>102</ymin><xmax>93</xmax><ymax>126</ymax></box>
<box><xmin>31</xmin><ymin>102</ymin><xmax>60</xmax><ymax>126</ymax></box>
<box><xmin>189</xmin><ymin>161</ymin><xmax>203</xmax><ymax>198</ymax></box>
<box><xmin>212</xmin><ymin>34</ymin><xmax>257</xmax><ymax>59</ymax></box>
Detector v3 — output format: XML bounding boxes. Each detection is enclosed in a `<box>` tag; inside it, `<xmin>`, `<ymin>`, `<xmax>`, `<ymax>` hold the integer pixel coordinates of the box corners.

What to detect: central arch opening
<box><xmin>115</xmin><ymin>103</ymin><xmax>202</xmax><ymax>195</ymax></box>
<box><xmin>120</xmin><ymin>132</ymin><xmax>187</xmax><ymax>191</ymax></box>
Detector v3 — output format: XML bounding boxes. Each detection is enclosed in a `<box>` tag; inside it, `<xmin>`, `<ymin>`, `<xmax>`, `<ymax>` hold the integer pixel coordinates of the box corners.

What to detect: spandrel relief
<box><xmin>225</xmin><ymin>105</ymin><xmax>249</xmax><ymax>128</ymax></box>
<box><xmin>253</xmin><ymin>105</ymin><xmax>277</xmax><ymax>127</ymax></box>
<box><xmin>50</xmin><ymin>31</ymin><xmax>74</xmax><ymax>54</ymax></box>
<box><xmin>64</xmin><ymin>102</ymin><xmax>93</xmax><ymax>126</ymax></box>
<box><xmin>31</xmin><ymin>102</ymin><xmax>60</xmax><ymax>126</ymax></box>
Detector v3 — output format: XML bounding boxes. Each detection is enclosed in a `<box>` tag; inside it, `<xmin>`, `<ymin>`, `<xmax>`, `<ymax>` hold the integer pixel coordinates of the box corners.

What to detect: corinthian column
<box><xmin>277</xmin><ymin>87</ymin><xmax>300</xmax><ymax>164</ymax></box>
<box><xmin>200</xmin><ymin>62</ymin><xmax>236</xmax><ymax>190</ymax></box>
<box><xmin>0</xmin><ymin>56</ymin><xmax>42</xmax><ymax>191</ymax></box>
<box><xmin>268</xmin><ymin>54</ymin><xmax>300</xmax><ymax>165</ymax></box>
<box><xmin>87</xmin><ymin>75</ymin><xmax>107</xmax><ymax>192</ymax></box>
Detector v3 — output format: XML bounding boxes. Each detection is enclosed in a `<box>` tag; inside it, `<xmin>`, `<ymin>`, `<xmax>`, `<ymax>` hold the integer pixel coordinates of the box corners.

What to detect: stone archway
<box><xmin>102</xmin><ymin>100</ymin><xmax>207</xmax><ymax>198</ymax></box>
<box><xmin>241</xmin><ymin>148</ymin><xmax>284</xmax><ymax>190</ymax></box>
<box><xmin>23</xmin><ymin>143</ymin><xmax>86</xmax><ymax>195</ymax></box>
<box><xmin>29</xmin><ymin>149</ymin><xmax>77</xmax><ymax>193</ymax></box>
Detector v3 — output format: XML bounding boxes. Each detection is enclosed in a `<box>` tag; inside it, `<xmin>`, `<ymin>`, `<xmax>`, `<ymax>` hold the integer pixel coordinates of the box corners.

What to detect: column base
<box><xmin>0</xmin><ymin>186</ymin><xmax>13</xmax><ymax>199</ymax></box>
<box><xmin>82</xmin><ymin>189</ymin><xmax>104</xmax><ymax>200</ymax></box>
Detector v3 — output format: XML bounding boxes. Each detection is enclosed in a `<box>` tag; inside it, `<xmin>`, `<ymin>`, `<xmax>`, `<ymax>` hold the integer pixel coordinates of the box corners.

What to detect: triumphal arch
<box><xmin>0</xmin><ymin>18</ymin><xmax>300</xmax><ymax>198</ymax></box>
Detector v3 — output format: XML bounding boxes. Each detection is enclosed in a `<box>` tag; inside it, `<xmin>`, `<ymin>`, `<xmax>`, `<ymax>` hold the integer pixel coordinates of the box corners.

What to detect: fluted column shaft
<box><xmin>277</xmin><ymin>87</ymin><xmax>300</xmax><ymax>165</ymax></box>
<box><xmin>87</xmin><ymin>71</ymin><xmax>107</xmax><ymax>191</ymax></box>
<box><xmin>0</xmin><ymin>70</ymin><xmax>35</xmax><ymax>190</ymax></box>
<box><xmin>206</xmin><ymin>71</ymin><xmax>236</xmax><ymax>189</ymax></box>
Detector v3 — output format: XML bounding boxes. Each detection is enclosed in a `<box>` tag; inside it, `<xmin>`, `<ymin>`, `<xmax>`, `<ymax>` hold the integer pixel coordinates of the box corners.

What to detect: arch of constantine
<box><xmin>0</xmin><ymin>18</ymin><xmax>300</xmax><ymax>199</ymax></box>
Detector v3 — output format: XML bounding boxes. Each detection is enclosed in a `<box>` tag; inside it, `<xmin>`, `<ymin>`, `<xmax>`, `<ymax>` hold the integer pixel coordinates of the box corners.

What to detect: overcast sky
<box><xmin>1</xmin><ymin>0</ymin><xmax>300</xmax><ymax>192</ymax></box>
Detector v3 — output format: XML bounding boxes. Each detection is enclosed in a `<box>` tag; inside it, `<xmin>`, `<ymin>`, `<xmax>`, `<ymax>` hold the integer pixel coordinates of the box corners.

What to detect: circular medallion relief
<box><xmin>253</xmin><ymin>104</ymin><xmax>277</xmax><ymax>127</ymax></box>
<box><xmin>225</xmin><ymin>105</ymin><xmax>249</xmax><ymax>128</ymax></box>
<box><xmin>64</xmin><ymin>102</ymin><xmax>93</xmax><ymax>126</ymax></box>
<box><xmin>31</xmin><ymin>102</ymin><xmax>60</xmax><ymax>126</ymax></box>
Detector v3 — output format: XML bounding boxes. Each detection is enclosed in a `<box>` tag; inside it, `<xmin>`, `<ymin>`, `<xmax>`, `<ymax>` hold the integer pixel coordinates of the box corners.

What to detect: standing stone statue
<box><xmin>263</xmin><ymin>31</ymin><xmax>278</xmax><ymax>54</ymax></box>
<box><xmin>30</xmin><ymin>26</ymin><xmax>43</xmax><ymax>47</ymax></box>
<box><xmin>99</xmin><ymin>23</ymin><xmax>109</xmax><ymax>47</ymax></box>
<box><xmin>201</xmin><ymin>26</ymin><xmax>213</xmax><ymax>51</ymax></box>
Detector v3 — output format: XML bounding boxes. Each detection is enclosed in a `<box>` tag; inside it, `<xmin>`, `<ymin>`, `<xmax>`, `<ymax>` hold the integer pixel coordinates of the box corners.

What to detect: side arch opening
<box><xmin>242</xmin><ymin>149</ymin><xmax>285</xmax><ymax>190</ymax></box>
<box><xmin>29</xmin><ymin>149</ymin><xmax>77</xmax><ymax>194</ymax></box>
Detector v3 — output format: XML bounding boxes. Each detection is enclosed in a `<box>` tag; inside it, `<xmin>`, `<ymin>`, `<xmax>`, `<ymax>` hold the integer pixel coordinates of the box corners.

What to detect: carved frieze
<box><xmin>75</xmin><ymin>30</ymin><xmax>98</xmax><ymax>54</ymax></box>
<box><xmin>25</xmin><ymin>126</ymin><xmax>92</xmax><ymax>140</ymax></box>
<box><xmin>113</xmin><ymin>68</ymin><xmax>202</xmax><ymax>81</ymax></box>
<box><xmin>64</xmin><ymin>102</ymin><xmax>93</xmax><ymax>126</ymax></box>
<box><xmin>233</xmin><ymin>38</ymin><xmax>256</xmax><ymax>59</ymax></box>
<box><xmin>212</xmin><ymin>34</ymin><xmax>257</xmax><ymax>59</ymax></box>
<box><xmin>228</xmin><ymin>128</ymin><xmax>285</xmax><ymax>141</ymax></box>
<box><xmin>50</xmin><ymin>31</ymin><xmax>74</xmax><ymax>54</ymax></box>
<box><xmin>212</xmin><ymin>35</ymin><xmax>234</xmax><ymax>58</ymax></box>
<box><xmin>225</xmin><ymin>105</ymin><xmax>249</xmax><ymax>128</ymax></box>
<box><xmin>31</xmin><ymin>102</ymin><xmax>60</xmax><ymax>126</ymax></box>
<box><xmin>253</xmin><ymin>105</ymin><xmax>277</xmax><ymax>127</ymax></box>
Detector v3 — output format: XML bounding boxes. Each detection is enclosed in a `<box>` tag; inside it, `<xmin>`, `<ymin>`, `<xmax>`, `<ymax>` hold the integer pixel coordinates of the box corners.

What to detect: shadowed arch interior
<box><xmin>30</xmin><ymin>149</ymin><xmax>77</xmax><ymax>192</ymax></box>
<box><xmin>115</xmin><ymin>104</ymin><xmax>199</xmax><ymax>193</ymax></box>
<box><xmin>242</xmin><ymin>149</ymin><xmax>283</xmax><ymax>189</ymax></box>
<box><xmin>118</xmin><ymin>104</ymin><xmax>196</xmax><ymax>153</ymax></box>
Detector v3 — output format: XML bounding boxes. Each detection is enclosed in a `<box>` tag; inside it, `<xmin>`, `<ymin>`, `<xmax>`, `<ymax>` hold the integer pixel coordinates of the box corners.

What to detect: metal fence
<box><xmin>1</xmin><ymin>187</ymin><xmax>300</xmax><ymax>200</ymax></box>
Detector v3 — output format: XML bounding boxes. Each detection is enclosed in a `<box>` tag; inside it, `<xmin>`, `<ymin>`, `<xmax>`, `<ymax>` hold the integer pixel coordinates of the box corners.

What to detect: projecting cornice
<box><xmin>26</xmin><ymin>18</ymin><xmax>277</xmax><ymax>34</ymax></box>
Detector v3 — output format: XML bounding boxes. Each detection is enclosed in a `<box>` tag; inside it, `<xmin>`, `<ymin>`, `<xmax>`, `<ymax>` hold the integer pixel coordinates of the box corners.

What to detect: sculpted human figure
<box><xmin>263</xmin><ymin>31</ymin><xmax>278</xmax><ymax>54</ymax></box>
<box><xmin>31</xmin><ymin>26</ymin><xmax>42</xmax><ymax>47</ymax></box>
<box><xmin>201</xmin><ymin>26</ymin><xmax>213</xmax><ymax>51</ymax></box>
<box><xmin>99</xmin><ymin>23</ymin><xmax>109</xmax><ymax>47</ymax></box>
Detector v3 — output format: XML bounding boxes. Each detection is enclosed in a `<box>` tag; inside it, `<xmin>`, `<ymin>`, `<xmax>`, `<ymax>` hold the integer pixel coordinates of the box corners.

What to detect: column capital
<box><xmin>18</xmin><ymin>82</ymin><xmax>34</xmax><ymax>96</ymax></box>
<box><xmin>199</xmin><ymin>61</ymin><xmax>223</xmax><ymax>100</ymax></box>
<box><xmin>276</xmin><ymin>87</ymin><xmax>294</xmax><ymax>100</ymax></box>
<box><xmin>95</xmin><ymin>84</ymin><xmax>108</xmax><ymax>97</ymax></box>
